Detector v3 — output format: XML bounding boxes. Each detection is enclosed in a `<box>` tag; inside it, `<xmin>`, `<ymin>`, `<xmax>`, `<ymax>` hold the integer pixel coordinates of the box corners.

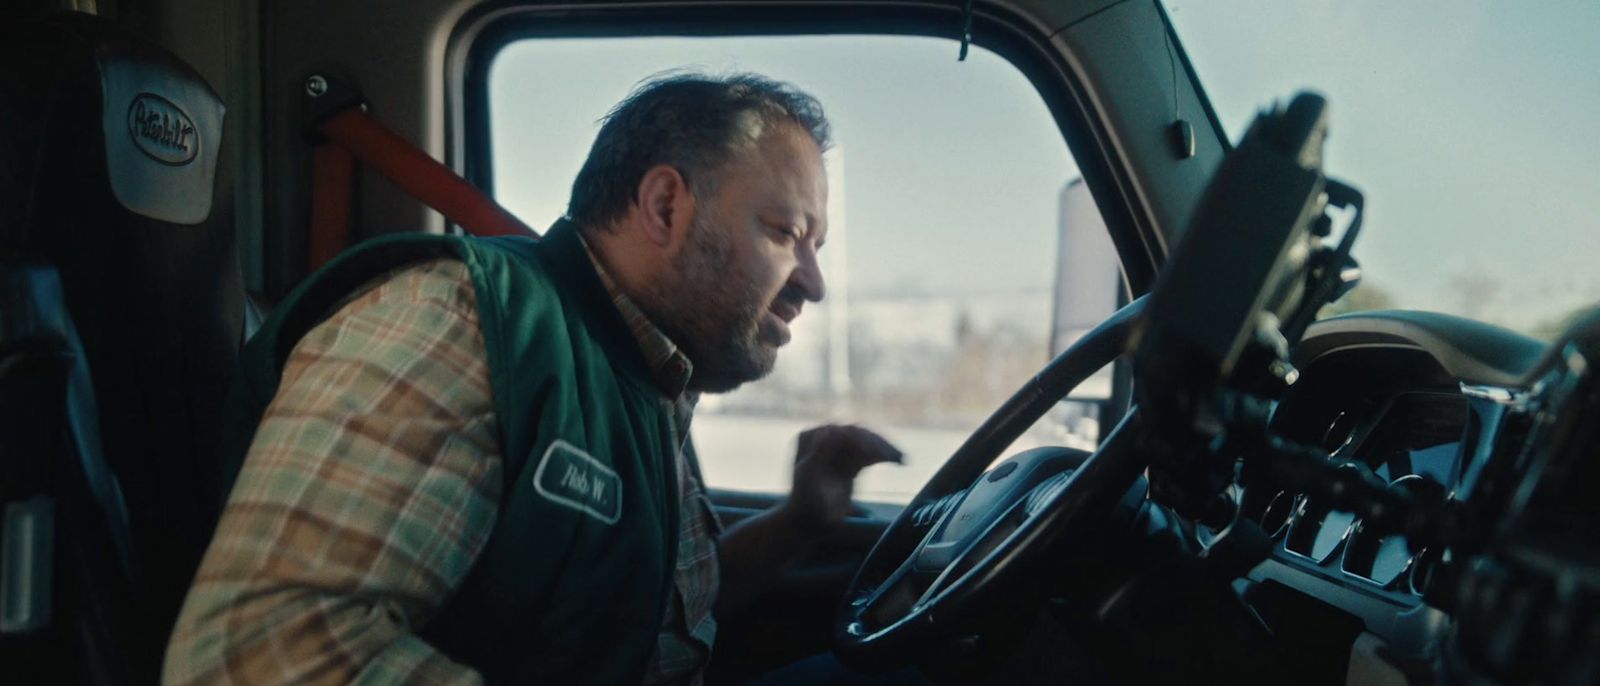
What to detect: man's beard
<box><xmin>639</xmin><ymin>215</ymin><xmax>791</xmax><ymax>393</ymax></box>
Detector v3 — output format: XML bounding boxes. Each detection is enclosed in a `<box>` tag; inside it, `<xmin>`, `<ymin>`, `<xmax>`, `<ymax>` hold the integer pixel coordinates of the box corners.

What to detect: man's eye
<box><xmin>768</xmin><ymin>224</ymin><xmax>800</xmax><ymax>243</ymax></box>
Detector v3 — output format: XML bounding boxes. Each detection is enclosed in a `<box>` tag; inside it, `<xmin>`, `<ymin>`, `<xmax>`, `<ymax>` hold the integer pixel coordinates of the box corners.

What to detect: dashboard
<box><xmin>1195</xmin><ymin>310</ymin><xmax>1548</xmax><ymax>669</ymax></box>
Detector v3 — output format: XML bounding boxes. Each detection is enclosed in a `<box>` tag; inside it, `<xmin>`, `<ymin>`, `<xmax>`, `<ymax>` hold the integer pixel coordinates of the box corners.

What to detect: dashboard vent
<box><xmin>1025</xmin><ymin>471</ymin><xmax>1075</xmax><ymax>516</ymax></box>
<box><xmin>911</xmin><ymin>489</ymin><xmax>967</xmax><ymax>528</ymax></box>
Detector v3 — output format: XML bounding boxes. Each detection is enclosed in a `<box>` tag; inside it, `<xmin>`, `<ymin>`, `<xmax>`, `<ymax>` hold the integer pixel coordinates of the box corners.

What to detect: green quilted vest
<box><xmin>215</xmin><ymin>221</ymin><xmax>681</xmax><ymax>684</ymax></box>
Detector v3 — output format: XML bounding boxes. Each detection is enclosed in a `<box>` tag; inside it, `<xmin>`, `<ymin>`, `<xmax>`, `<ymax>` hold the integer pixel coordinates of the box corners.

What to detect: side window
<box><xmin>488</xmin><ymin>35</ymin><xmax>1120</xmax><ymax>503</ymax></box>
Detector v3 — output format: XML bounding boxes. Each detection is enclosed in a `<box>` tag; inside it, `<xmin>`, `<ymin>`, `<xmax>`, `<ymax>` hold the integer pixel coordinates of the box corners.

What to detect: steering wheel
<box><xmin>834</xmin><ymin>92</ymin><xmax>1344</xmax><ymax>670</ymax></box>
<box><xmin>833</xmin><ymin>297</ymin><xmax>1151</xmax><ymax>668</ymax></box>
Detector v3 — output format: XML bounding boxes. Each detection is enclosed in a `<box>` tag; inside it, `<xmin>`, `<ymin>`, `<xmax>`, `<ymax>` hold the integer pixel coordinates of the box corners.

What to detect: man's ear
<box><xmin>635</xmin><ymin>164</ymin><xmax>696</xmax><ymax>248</ymax></box>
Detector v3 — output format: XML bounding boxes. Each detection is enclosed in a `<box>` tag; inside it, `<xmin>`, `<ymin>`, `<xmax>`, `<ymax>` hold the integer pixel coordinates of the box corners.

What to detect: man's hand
<box><xmin>776</xmin><ymin>424</ymin><xmax>904</xmax><ymax>534</ymax></box>
<box><xmin>715</xmin><ymin>425</ymin><xmax>903</xmax><ymax>619</ymax></box>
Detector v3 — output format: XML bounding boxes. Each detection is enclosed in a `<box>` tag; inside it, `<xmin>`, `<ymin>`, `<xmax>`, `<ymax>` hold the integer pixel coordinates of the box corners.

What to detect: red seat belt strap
<box><xmin>319</xmin><ymin>109</ymin><xmax>535</xmax><ymax>239</ymax></box>
<box><xmin>307</xmin><ymin>141</ymin><xmax>354</xmax><ymax>269</ymax></box>
<box><xmin>305</xmin><ymin>75</ymin><xmax>535</xmax><ymax>270</ymax></box>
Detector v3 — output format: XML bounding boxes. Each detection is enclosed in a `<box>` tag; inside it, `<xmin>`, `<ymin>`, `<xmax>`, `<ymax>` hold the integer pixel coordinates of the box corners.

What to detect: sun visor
<box><xmin>96</xmin><ymin>41</ymin><xmax>224</xmax><ymax>225</ymax></box>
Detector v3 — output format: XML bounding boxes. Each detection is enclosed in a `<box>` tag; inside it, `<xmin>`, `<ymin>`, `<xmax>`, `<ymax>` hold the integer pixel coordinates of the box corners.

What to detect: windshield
<box><xmin>1167</xmin><ymin>1</ymin><xmax>1600</xmax><ymax>339</ymax></box>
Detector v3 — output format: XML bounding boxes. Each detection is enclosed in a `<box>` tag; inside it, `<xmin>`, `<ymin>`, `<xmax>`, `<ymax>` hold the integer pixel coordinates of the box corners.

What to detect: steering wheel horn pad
<box><xmin>914</xmin><ymin>447</ymin><xmax>1090</xmax><ymax>572</ymax></box>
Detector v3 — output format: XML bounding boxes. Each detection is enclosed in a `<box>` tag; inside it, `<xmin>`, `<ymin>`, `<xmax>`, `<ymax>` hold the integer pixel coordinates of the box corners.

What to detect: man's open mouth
<box><xmin>768</xmin><ymin>301</ymin><xmax>802</xmax><ymax>324</ymax></box>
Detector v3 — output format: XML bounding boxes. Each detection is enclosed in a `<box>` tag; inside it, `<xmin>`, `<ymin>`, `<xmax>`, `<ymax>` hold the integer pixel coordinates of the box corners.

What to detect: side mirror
<box><xmin>1050</xmin><ymin>178</ymin><xmax>1123</xmax><ymax>402</ymax></box>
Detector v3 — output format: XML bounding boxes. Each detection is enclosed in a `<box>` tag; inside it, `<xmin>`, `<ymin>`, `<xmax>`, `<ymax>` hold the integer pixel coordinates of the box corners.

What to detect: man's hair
<box><xmin>567</xmin><ymin>72</ymin><xmax>832</xmax><ymax>230</ymax></box>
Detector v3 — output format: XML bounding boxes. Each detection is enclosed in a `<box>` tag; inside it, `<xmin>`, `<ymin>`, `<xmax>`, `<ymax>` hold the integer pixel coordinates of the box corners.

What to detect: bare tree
<box><xmin>1318</xmin><ymin>281</ymin><xmax>1397</xmax><ymax>319</ymax></box>
<box><xmin>1445</xmin><ymin>270</ymin><xmax>1503</xmax><ymax>321</ymax></box>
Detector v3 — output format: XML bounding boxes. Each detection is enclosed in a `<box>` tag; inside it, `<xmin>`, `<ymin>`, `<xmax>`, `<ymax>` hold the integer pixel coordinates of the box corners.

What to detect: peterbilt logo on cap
<box><xmin>127</xmin><ymin>93</ymin><xmax>198</xmax><ymax>165</ymax></box>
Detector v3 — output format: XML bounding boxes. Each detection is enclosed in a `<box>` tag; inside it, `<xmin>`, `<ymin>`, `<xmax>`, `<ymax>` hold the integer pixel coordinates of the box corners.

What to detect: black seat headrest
<box><xmin>1</xmin><ymin>11</ymin><xmax>225</xmax><ymax>242</ymax></box>
<box><xmin>0</xmin><ymin>13</ymin><xmax>246</xmax><ymax>676</ymax></box>
<box><xmin>99</xmin><ymin>39</ymin><xmax>226</xmax><ymax>225</ymax></box>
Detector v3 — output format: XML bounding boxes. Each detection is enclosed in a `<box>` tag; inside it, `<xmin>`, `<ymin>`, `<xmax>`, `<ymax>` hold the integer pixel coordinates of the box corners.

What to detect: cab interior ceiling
<box><xmin>25</xmin><ymin>0</ymin><xmax>1225</xmax><ymax>304</ymax></box>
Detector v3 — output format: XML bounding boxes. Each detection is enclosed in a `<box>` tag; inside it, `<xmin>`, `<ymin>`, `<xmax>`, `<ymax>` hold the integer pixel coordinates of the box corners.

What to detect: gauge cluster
<box><xmin>1253</xmin><ymin>392</ymin><xmax>1465</xmax><ymax>598</ymax></box>
<box><xmin>1187</xmin><ymin>312</ymin><xmax>1550</xmax><ymax>664</ymax></box>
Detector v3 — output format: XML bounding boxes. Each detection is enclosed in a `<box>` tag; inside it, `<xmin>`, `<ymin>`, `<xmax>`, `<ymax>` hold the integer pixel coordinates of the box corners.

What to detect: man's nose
<box><xmin>791</xmin><ymin>246</ymin><xmax>826</xmax><ymax>303</ymax></box>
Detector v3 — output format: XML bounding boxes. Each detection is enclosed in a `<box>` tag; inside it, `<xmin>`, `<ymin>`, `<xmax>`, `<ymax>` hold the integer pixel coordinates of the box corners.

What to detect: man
<box><xmin>164</xmin><ymin>73</ymin><xmax>903</xmax><ymax>684</ymax></box>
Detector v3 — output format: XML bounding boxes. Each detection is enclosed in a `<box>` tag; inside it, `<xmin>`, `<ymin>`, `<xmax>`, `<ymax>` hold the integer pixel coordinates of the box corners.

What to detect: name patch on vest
<box><xmin>533</xmin><ymin>440</ymin><xmax>622</xmax><ymax>524</ymax></box>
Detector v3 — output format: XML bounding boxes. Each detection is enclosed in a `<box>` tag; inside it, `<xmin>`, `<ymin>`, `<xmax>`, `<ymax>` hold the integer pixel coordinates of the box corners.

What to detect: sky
<box><xmin>489</xmin><ymin>3</ymin><xmax>1600</xmax><ymax>335</ymax></box>
<box><xmin>1168</xmin><ymin>0</ymin><xmax>1600</xmax><ymax>333</ymax></box>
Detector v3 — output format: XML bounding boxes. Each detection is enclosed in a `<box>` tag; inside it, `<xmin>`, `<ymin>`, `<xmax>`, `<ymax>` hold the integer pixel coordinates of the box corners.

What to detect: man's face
<box><xmin>654</xmin><ymin>123</ymin><xmax>829</xmax><ymax>393</ymax></box>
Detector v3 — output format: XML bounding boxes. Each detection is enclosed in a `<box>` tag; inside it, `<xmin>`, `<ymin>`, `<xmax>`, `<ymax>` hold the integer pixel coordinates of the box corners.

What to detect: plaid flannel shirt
<box><xmin>166</xmin><ymin>251</ymin><xmax>720</xmax><ymax>685</ymax></box>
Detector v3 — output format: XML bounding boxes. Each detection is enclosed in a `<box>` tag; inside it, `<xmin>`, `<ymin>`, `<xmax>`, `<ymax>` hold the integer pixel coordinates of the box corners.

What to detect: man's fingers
<box><xmin>795</xmin><ymin>427</ymin><xmax>821</xmax><ymax>458</ymax></box>
<box><xmin>856</xmin><ymin>427</ymin><xmax>904</xmax><ymax>467</ymax></box>
<box><xmin>795</xmin><ymin>424</ymin><xmax>904</xmax><ymax>475</ymax></box>
<box><xmin>830</xmin><ymin>426</ymin><xmax>904</xmax><ymax>476</ymax></box>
